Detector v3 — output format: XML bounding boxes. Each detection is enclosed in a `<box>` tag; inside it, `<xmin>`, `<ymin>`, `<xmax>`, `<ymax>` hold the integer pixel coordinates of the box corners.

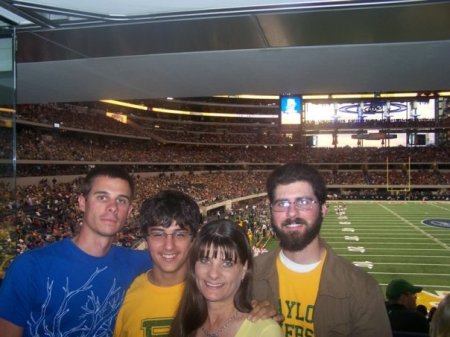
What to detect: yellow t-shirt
<box><xmin>277</xmin><ymin>251</ymin><xmax>326</xmax><ymax>337</ymax></box>
<box><xmin>235</xmin><ymin>319</ymin><xmax>283</xmax><ymax>337</ymax></box>
<box><xmin>114</xmin><ymin>272</ymin><xmax>184</xmax><ymax>337</ymax></box>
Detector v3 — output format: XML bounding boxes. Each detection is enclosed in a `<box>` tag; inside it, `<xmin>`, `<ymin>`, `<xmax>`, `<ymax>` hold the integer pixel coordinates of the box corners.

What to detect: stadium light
<box><xmin>331</xmin><ymin>94</ymin><xmax>375</xmax><ymax>99</ymax></box>
<box><xmin>303</xmin><ymin>95</ymin><xmax>330</xmax><ymax>100</ymax></box>
<box><xmin>0</xmin><ymin>107</ymin><xmax>15</xmax><ymax>113</ymax></box>
<box><xmin>100</xmin><ymin>99</ymin><xmax>148</xmax><ymax>111</ymax></box>
<box><xmin>379</xmin><ymin>92</ymin><xmax>417</xmax><ymax>98</ymax></box>
<box><xmin>152</xmin><ymin>107</ymin><xmax>277</xmax><ymax>119</ymax></box>
<box><xmin>214</xmin><ymin>95</ymin><xmax>279</xmax><ymax>100</ymax></box>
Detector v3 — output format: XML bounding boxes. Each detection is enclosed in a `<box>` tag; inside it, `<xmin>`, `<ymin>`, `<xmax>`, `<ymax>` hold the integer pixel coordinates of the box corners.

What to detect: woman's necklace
<box><xmin>201</xmin><ymin>310</ymin><xmax>239</xmax><ymax>337</ymax></box>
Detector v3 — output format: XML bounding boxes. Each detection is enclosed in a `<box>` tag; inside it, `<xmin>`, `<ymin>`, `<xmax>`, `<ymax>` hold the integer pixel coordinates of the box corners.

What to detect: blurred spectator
<box><xmin>430</xmin><ymin>294</ymin><xmax>450</xmax><ymax>337</ymax></box>
<box><xmin>428</xmin><ymin>306</ymin><xmax>437</xmax><ymax>323</ymax></box>
<box><xmin>416</xmin><ymin>304</ymin><xmax>428</xmax><ymax>317</ymax></box>
<box><xmin>385</xmin><ymin>279</ymin><xmax>430</xmax><ymax>335</ymax></box>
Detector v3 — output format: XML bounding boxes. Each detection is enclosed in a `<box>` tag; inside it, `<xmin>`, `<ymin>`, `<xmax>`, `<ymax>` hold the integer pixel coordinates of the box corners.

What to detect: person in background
<box><xmin>169</xmin><ymin>219</ymin><xmax>283</xmax><ymax>337</ymax></box>
<box><xmin>252</xmin><ymin>162</ymin><xmax>392</xmax><ymax>337</ymax></box>
<box><xmin>428</xmin><ymin>306</ymin><xmax>437</xmax><ymax>323</ymax></box>
<box><xmin>430</xmin><ymin>293</ymin><xmax>450</xmax><ymax>337</ymax></box>
<box><xmin>0</xmin><ymin>165</ymin><xmax>152</xmax><ymax>337</ymax></box>
<box><xmin>385</xmin><ymin>278</ymin><xmax>429</xmax><ymax>335</ymax></box>
<box><xmin>416</xmin><ymin>304</ymin><xmax>428</xmax><ymax>317</ymax></box>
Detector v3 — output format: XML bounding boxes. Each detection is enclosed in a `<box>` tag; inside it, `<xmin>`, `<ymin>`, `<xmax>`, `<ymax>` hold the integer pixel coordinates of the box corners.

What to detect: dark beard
<box><xmin>272</xmin><ymin>213</ymin><xmax>323</xmax><ymax>251</ymax></box>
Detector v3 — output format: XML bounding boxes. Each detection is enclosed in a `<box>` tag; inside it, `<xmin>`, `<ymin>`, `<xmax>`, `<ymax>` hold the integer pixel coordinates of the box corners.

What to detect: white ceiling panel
<box><xmin>1</xmin><ymin>0</ymin><xmax>449</xmax><ymax>104</ymax></box>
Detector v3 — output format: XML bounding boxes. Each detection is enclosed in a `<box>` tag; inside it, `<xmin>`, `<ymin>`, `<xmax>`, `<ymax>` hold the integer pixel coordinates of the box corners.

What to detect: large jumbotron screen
<box><xmin>302</xmin><ymin>100</ymin><xmax>436</xmax><ymax>147</ymax></box>
<box><xmin>279</xmin><ymin>95</ymin><xmax>302</xmax><ymax>126</ymax></box>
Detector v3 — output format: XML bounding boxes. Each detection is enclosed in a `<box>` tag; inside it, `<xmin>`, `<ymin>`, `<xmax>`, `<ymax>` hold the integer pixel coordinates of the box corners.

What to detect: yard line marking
<box><xmin>370</xmin><ymin>271</ymin><xmax>450</xmax><ymax>276</ymax></box>
<box><xmin>347</xmin><ymin>246</ymin><xmax>366</xmax><ymax>253</ymax></box>
<box><xmin>333</xmin><ymin>247</ymin><xmax>447</xmax><ymax>251</ymax></box>
<box><xmin>379</xmin><ymin>284</ymin><xmax>450</xmax><ymax>289</ymax></box>
<box><xmin>339</xmin><ymin>254</ymin><xmax>450</xmax><ymax>258</ymax></box>
<box><xmin>353</xmin><ymin>261</ymin><xmax>374</xmax><ymax>269</ymax></box>
<box><xmin>430</xmin><ymin>203</ymin><xmax>450</xmax><ymax>211</ymax></box>
<box><xmin>378</xmin><ymin>204</ymin><xmax>450</xmax><ymax>250</ymax></box>
<box><xmin>363</xmin><ymin>262</ymin><xmax>450</xmax><ymax>266</ymax></box>
<box><xmin>323</xmin><ymin>234</ymin><xmax>450</xmax><ymax>236</ymax></box>
<box><xmin>328</xmin><ymin>241</ymin><xmax>444</xmax><ymax>245</ymax></box>
<box><xmin>336</xmin><ymin>233</ymin><xmax>450</xmax><ymax>236</ymax></box>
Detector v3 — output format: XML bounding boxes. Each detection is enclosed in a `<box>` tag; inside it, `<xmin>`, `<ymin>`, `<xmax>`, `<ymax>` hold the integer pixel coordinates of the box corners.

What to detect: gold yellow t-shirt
<box><xmin>277</xmin><ymin>251</ymin><xmax>326</xmax><ymax>337</ymax></box>
<box><xmin>114</xmin><ymin>272</ymin><xmax>184</xmax><ymax>337</ymax></box>
<box><xmin>235</xmin><ymin>319</ymin><xmax>283</xmax><ymax>337</ymax></box>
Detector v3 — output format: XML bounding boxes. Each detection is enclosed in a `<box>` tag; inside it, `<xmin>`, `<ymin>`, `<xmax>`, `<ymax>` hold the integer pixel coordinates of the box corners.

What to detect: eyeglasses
<box><xmin>271</xmin><ymin>197</ymin><xmax>318</xmax><ymax>212</ymax></box>
<box><xmin>147</xmin><ymin>230</ymin><xmax>192</xmax><ymax>242</ymax></box>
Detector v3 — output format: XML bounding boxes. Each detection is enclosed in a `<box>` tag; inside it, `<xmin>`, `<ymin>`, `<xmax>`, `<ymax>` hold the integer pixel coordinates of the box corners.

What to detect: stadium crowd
<box><xmin>11</xmin><ymin>103</ymin><xmax>450</xmax><ymax>146</ymax></box>
<box><xmin>0</xmin><ymin>171</ymin><xmax>268</xmax><ymax>258</ymax></box>
<box><xmin>1</xmin><ymin>169</ymin><xmax>448</xmax><ymax>265</ymax></box>
<box><xmin>3</xmin><ymin>125</ymin><xmax>450</xmax><ymax>166</ymax></box>
<box><xmin>1</xmin><ymin>102</ymin><xmax>449</xmax><ymax>282</ymax></box>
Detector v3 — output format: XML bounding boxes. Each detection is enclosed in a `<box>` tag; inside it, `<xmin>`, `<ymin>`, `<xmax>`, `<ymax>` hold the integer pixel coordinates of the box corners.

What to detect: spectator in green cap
<box><xmin>385</xmin><ymin>279</ymin><xmax>429</xmax><ymax>335</ymax></box>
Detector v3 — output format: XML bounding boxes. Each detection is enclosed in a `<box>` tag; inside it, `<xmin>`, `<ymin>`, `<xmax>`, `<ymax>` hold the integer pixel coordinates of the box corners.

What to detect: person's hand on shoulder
<box><xmin>247</xmin><ymin>300</ymin><xmax>284</xmax><ymax>323</ymax></box>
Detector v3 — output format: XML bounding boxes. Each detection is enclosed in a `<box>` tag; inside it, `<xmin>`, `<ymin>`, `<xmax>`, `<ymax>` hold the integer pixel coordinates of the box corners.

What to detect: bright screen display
<box><xmin>280</xmin><ymin>95</ymin><xmax>302</xmax><ymax>125</ymax></box>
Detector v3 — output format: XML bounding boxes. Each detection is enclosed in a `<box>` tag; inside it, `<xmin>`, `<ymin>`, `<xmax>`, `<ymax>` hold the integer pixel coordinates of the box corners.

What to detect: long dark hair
<box><xmin>169</xmin><ymin>219</ymin><xmax>253</xmax><ymax>337</ymax></box>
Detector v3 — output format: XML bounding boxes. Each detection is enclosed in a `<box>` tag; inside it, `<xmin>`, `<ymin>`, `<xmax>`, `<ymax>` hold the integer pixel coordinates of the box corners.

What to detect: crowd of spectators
<box><xmin>17</xmin><ymin>104</ymin><xmax>149</xmax><ymax>137</ymax></box>
<box><xmin>147</xmin><ymin>129</ymin><xmax>299</xmax><ymax>145</ymax></box>
<box><xmin>133</xmin><ymin>114</ymin><xmax>450</xmax><ymax>135</ymax></box>
<box><xmin>3</xmin><ymin>125</ymin><xmax>450</xmax><ymax>167</ymax></box>
<box><xmin>13</xmin><ymin>103</ymin><xmax>450</xmax><ymax>147</ymax></box>
<box><xmin>1</xmin><ymin>102</ymin><xmax>449</xmax><ymax>277</ymax></box>
<box><xmin>1</xmin><ymin>169</ymin><xmax>449</xmax><ymax>281</ymax></box>
<box><xmin>1</xmin><ymin>170</ymin><xmax>449</xmax><ymax>266</ymax></box>
<box><xmin>133</xmin><ymin>115</ymin><xmax>274</xmax><ymax>133</ymax></box>
<box><xmin>1</xmin><ymin>171</ymin><xmax>270</xmax><ymax>278</ymax></box>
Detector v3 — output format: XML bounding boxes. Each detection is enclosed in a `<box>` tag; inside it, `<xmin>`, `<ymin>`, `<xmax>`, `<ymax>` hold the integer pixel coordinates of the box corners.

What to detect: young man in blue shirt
<box><xmin>0</xmin><ymin>166</ymin><xmax>152</xmax><ymax>337</ymax></box>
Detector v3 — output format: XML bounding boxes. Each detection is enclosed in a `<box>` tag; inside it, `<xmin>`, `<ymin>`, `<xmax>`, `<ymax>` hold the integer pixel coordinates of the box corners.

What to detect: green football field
<box><xmin>2</xmin><ymin>200</ymin><xmax>448</xmax><ymax>309</ymax></box>
<box><xmin>266</xmin><ymin>200</ymin><xmax>450</xmax><ymax>309</ymax></box>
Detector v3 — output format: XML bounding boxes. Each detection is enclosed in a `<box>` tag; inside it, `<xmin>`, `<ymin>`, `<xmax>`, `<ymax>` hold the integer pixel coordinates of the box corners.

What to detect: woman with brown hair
<box><xmin>169</xmin><ymin>219</ymin><xmax>282</xmax><ymax>337</ymax></box>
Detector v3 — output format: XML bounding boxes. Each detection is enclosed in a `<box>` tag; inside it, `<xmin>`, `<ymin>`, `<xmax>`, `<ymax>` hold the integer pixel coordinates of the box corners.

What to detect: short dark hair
<box><xmin>266</xmin><ymin>162</ymin><xmax>327</xmax><ymax>205</ymax></box>
<box><xmin>139</xmin><ymin>190</ymin><xmax>202</xmax><ymax>237</ymax></box>
<box><xmin>81</xmin><ymin>165</ymin><xmax>135</xmax><ymax>199</ymax></box>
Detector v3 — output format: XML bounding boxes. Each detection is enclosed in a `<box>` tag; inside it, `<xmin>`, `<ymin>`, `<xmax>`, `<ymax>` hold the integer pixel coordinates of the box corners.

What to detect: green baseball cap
<box><xmin>386</xmin><ymin>279</ymin><xmax>423</xmax><ymax>300</ymax></box>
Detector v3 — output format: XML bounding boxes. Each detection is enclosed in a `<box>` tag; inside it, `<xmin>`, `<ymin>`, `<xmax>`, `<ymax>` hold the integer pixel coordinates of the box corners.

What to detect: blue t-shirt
<box><xmin>0</xmin><ymin>239</ymin><xmax>151</xmax><ymax>337</ymax></box>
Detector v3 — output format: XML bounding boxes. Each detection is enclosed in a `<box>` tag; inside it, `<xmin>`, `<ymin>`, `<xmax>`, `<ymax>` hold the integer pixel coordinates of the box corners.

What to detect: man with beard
<box><xmin>253</xmin><ymin>162</ymin><xmax>392</xmax><ymax>337</ymax></box>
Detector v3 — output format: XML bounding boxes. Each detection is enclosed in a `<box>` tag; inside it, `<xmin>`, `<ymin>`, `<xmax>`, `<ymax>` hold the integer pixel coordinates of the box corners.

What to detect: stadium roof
<box><xmin>1</xmin><ymin>0</ymin><xmax>450</xmax><ymax>104</ymax></box>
